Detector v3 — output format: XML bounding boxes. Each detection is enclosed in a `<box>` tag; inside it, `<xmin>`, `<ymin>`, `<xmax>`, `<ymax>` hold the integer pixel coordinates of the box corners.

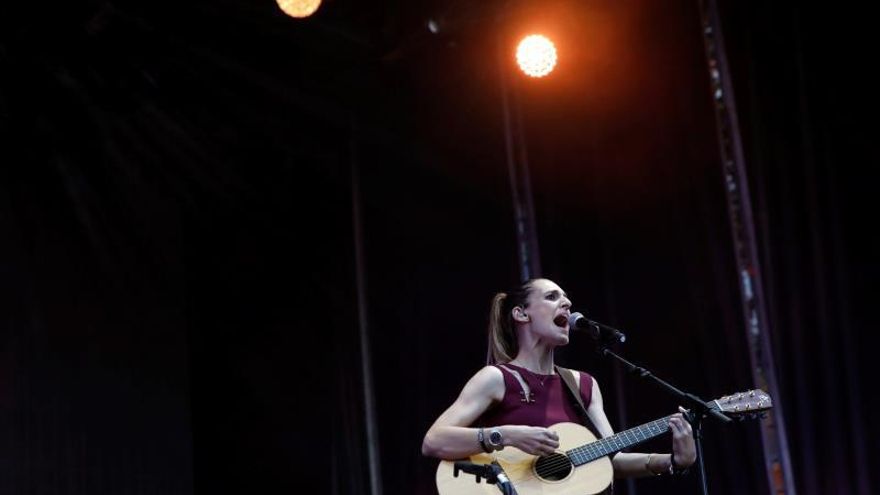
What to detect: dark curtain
<box><xmin>1</xmin><ymin>1</ymin><xmax>363</xmax><ymax>493</ymax></box>
<box><xmin>2</xmin><ymin>1</ymin><xmax>876</xmax><ymax>494</ymax></box>
<box><xmin>719</xmin><ymin>1</ymin><xmax>879</xmax><ymax>494</ymax></box>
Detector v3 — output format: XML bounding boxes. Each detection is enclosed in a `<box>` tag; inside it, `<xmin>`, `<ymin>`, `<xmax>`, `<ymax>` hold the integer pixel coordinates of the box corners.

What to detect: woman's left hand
<box><xmin>669</xmin><ymin>407</ymin><xmax>696</xmax><ymax>468</ymax></box>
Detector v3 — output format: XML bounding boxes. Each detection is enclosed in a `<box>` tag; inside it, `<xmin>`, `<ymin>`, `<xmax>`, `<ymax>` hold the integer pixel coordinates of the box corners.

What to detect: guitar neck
<box><xmin>566</xmin><ymin>415</ymin><xmax>674</xmax><ymax>466</ymax></box>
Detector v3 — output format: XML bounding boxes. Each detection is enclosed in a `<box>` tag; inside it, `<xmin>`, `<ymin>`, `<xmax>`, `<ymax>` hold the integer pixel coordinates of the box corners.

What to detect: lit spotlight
<box><xmin>516</xmin><ymin>34</ymin><xmax>557</xmax><ymax>78</ymax></box>
<box><xmin>277</xmin><ymin>0</ymin><xmax>322</xmax><ymax>19</ymax></box>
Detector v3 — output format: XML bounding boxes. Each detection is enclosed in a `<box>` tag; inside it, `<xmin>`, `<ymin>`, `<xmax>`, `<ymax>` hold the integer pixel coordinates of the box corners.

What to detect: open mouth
<box><xmin>553</xmin><ymin>314</ymin><xmax>569</xmax><ymax>328</ymax></box>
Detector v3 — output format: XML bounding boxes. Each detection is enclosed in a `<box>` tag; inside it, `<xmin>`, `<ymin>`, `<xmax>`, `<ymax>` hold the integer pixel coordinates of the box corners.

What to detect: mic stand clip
<box><xmin>453</xmin><ymin>460</ymin><xmax>518</xmax><ymax>495</ymax></box>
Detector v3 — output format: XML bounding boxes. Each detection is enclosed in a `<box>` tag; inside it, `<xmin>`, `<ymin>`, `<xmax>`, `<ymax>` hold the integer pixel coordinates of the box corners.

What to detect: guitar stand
<box><xmin>453</xmin><ymin>460</ymin><xmax>518</xmax><ymax>495</ymax></box>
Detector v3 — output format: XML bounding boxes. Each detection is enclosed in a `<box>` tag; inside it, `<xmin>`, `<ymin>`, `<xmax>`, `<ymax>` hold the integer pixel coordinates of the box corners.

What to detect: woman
<box><xmin>422</xmin><ymin>278</ymin><xmax>696</xmax><ymax>481</ymax></box>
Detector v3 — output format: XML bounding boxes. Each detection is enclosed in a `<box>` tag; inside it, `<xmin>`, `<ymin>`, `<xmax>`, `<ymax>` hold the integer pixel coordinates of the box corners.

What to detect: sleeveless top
<box><xmin>475</xmin><ymin>363</ymin><xmax>594</xmax><ymax>428</ymax></box>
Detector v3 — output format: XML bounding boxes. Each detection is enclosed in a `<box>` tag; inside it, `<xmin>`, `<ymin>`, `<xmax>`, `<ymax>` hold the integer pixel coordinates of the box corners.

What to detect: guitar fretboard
<box><xmin>565</xmin><ymin>415</ymin><xmax>673</xmax><ymax>466</ymax></box>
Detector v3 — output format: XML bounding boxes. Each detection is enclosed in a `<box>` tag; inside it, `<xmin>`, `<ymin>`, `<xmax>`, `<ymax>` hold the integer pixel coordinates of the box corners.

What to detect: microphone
<box><xmin>569</xmin><ymin>312</ymin><xmax>626</xmax><ymax>343</ymax></box>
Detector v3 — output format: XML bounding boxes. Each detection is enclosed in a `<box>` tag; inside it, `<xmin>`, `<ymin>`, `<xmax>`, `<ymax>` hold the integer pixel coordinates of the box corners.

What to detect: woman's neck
<box><xmin>510</xmin><ymin>349</ymin><xmax>555</xmax><ymax>375</ymax></box>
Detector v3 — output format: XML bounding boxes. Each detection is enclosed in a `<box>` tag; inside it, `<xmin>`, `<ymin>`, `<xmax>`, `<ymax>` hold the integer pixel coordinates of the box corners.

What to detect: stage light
<box><xmin>516</xmin><ymin>34</ymin><xmax>557</xmax><ymax>78</ymax></box>
<box><xmin>276</xmin><ymin>0</ymin><xmax>322</xmax><ymax>19</ymax></box>
<box><xmin>427</xmin><ymin>19</ymin><xmax>440</xmax><ymax>34</ymax></box>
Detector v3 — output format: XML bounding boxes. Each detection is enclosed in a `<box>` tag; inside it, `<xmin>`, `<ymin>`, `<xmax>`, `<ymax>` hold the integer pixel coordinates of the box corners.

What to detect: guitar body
<box><xmin>436</xmin><ymin>422</ymin><xmax>613</xmax><ymax>495</ymax></box>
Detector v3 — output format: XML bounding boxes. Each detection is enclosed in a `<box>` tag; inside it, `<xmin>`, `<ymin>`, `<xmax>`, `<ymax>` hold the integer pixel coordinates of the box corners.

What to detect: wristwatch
<box><xmin>487</xmin><ymin>428</ymin><xmax>504</xmax><ymax>451</ymax></box>
<box><xmin>477</xmin><ymin>428</ymin><xmax>491</xmax><ymax>453</ymax></box>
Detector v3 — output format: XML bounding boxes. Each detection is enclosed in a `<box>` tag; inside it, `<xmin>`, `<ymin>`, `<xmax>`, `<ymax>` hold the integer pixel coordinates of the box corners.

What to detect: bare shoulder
<box><xmin>461</xmin><ymin>365</ymin><xmax>505</xmax><ymax>402</ymax></box>
<box><xmin>474</xmin><ymin>364</ymin><xmax>504</xmax><ymax>380</ymax></box>
<box><xmin>426</xmin><ymin>366</ymin><xmax>504</xmax><ymax>431</ymax></box>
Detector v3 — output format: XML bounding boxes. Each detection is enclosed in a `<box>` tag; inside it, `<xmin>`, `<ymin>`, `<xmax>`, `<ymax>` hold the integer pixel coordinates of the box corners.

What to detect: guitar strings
<box><xmin>498</xmin><ymin>402</ymin><xmax>760</xmax><ymax>478</ymax></box>
<box><xmin>527</xmin><ymin>419</ymin><xmax>673</xmax><ymax>475</ymax></box>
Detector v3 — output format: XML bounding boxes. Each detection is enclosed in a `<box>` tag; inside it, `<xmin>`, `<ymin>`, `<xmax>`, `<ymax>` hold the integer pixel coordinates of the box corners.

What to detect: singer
<box><xmin>421</xmin><ymin>278</ymin><xmax>696</xmax><ymax>488</ymax></box>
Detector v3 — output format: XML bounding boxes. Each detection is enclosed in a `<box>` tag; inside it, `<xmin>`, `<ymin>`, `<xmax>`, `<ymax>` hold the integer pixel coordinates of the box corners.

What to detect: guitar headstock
<box><xmin>712</xmin><ymin>389</ymin><xmax>772</xmax><ymax>419</ymax></box>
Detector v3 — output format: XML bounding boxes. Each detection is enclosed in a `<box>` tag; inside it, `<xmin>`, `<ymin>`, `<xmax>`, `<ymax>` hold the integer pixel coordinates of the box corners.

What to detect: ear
<box><xmin>512</xmin><ymin>306</ymin><xmax>530</xmax><ymax>323</ymax></box>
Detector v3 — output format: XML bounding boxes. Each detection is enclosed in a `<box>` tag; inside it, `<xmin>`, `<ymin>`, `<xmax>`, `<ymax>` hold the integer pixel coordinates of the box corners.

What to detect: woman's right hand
<box><xmin>501</xmin><ymin>425</ymin><xmax>560</xmax><ymax>456</ymax></box>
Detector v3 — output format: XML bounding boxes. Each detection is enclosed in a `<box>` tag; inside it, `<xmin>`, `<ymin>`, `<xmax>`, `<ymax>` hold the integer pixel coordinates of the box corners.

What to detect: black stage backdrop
<box><xmin>0</xmin><ymin>1</ymin><xmax>876</xmax><ymax>495</ymax></box>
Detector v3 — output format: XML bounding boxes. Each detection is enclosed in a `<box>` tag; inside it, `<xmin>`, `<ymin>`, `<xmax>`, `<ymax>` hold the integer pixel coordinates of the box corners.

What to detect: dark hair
<box><xmin>486</xmin><ymin>279</ymin><xmax>539</xmax><ymax>364</ymax></box>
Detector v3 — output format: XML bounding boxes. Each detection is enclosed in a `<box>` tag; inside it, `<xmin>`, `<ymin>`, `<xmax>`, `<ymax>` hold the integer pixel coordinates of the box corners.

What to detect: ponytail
<box><xmin>486</xmin><ymin>279</ymin><xmax>538</xmax><ymax>365</ymax></box>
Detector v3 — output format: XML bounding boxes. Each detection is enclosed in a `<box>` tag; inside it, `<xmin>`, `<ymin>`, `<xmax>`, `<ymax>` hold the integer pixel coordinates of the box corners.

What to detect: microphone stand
<box><xmin>594</xmin><ymin>328</ymin><xmax>731</xmax><ymax>495</ymax></box>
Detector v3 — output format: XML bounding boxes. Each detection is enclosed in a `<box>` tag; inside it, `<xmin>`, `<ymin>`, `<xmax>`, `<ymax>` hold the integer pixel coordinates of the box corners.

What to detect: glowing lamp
<box><xmin>277</xmin><ymin>0</ymin><xmax>322</xmax><ymax>19</ymax></box>
<box><xmin>516</xmin><ymin>34</ymin><xmax>557</xmax><ymax>78</ymax></box>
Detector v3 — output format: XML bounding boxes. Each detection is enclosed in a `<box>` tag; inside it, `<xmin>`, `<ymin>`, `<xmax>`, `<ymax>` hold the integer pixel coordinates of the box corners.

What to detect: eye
<box><xmin>546</xmin><ymin>292</ymin><xmax>559</xmax><ymax>300</ymax></box>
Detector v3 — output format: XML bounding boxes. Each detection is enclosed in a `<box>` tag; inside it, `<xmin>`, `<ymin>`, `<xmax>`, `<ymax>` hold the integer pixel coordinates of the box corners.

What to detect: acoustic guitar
<box><xmin>436</xmin><ymin>389</ymin><xmax>771</xmax><ymax>495</ymax></box>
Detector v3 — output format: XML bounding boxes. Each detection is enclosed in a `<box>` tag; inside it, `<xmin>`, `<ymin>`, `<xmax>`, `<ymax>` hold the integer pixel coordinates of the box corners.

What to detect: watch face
<box><xmin>489</xmin><ymin>430</ymin><xmax>502</xmax><ymax>445</ymax></box>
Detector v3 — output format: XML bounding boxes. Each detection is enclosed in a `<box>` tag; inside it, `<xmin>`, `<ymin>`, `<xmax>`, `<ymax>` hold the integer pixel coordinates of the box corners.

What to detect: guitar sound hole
<box><xmin>534</xmin><ymin>453</ymin><xmax>573</xmax><ymax>481</ymax></box>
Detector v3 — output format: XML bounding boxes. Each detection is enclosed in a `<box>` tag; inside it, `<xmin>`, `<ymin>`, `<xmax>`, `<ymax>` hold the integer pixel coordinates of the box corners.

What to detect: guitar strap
<box><xmin>556</xmin><ymin>365</ymin><xmax>615</xmax><ymax>494</ymax></box>
<box><xmin>554</xmin><ymin>366</ymin><xmax>607</xmax><ymax>450</ymax></box>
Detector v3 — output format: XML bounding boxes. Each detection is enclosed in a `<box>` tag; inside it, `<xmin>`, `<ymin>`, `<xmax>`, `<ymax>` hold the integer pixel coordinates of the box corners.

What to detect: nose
<box><xmin>561</xmin><ymin>296</ymin><xmax>572</xmax><ymax>310</ymax></box>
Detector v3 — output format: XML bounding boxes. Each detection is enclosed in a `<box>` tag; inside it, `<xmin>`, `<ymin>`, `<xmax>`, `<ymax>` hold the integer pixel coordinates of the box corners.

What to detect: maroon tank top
<box><xmin>475</xmin><ymin>363</ymin><xmax>594</xmax><ymax>428</ymax></box>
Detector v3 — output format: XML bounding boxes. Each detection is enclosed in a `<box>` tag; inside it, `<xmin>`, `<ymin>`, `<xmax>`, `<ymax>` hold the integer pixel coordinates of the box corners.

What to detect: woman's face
<box><xmin>520</xmin><ymin>279</ymin><xmax>572</xmax><ymax>344</ymax></box>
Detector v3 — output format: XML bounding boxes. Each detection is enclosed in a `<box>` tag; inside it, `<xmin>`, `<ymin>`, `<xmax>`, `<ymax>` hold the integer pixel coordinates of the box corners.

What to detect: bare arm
<box><xmin>422</xmin><ymin>366</ymin><xmax>560</xmax><ymax>460</ymax></box>
<box><xmin>421</xmin><ymin>366</ymin><xmax>503</xmax><ymax>459</ymax></box>
<box><xmin>584</xmin><ymin>375</ymin><xmax>680</xmax><ymax>478</ymax></box>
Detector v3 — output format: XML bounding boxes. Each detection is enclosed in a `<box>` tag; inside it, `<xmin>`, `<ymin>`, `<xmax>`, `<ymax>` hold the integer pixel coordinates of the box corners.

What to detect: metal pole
<box><xmin>499</xmin><ymin>39</ymin><xmax>542</xmax><ymax>281</ymax></box>
<box><xmin>696</xmin><ymin>2</ymin><xmax>796</xmax><ymax>493</ymax></box>
<box><xmin>350</xmin><ymin>123</ymin><xmax>383</xmax><ymax>495</ymax></box>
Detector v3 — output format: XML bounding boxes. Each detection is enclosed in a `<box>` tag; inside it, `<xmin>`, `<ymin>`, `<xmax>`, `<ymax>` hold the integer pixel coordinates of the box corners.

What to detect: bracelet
<box><xmin>645</xmin><ymin>453</ymin><xmax>664</xmax><ymax>476</ymax></box>
<box><xmin>477</xmin><ymin>428</ymin><xmax>491</xmax><ymax>453</ymax></box>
